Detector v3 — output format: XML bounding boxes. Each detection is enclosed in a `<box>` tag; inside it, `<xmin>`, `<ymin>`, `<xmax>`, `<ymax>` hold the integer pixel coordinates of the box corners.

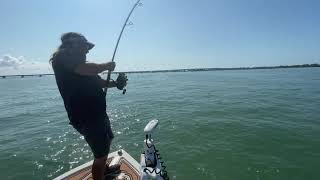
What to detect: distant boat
<box><xmin>54</xmin><ymin>120</ymin><xmax>169</xmax><ymax>180</ymax></box>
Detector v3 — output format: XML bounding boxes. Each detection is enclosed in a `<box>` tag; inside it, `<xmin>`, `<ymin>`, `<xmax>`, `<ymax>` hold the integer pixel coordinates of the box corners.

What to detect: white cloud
<box><xmin>0</xmin><ymin>55</ymin><xmax>25</xmax><ymax>68</ymax></box>
<box><xmin>0</xmin><ymin>54</ymin><xmax>52</xmax><ymax>75</ymax></box>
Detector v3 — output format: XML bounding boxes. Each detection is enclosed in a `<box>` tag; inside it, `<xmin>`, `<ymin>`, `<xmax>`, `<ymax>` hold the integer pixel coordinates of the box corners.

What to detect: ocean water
<box><xmin>0</xmin><ymin>68</ymin><xmax>320</xmax><ymax>180</ymax></box>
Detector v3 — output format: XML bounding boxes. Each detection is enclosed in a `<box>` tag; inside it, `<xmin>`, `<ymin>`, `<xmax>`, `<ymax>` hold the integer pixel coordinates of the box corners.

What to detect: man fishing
<box><xmin>50</xmin><ymin>32</ymin><xmax>128</xmax><ymax>180</ymax></box>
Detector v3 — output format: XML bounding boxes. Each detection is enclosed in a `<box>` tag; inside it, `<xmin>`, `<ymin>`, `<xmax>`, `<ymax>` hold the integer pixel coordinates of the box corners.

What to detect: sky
<box><xmin>0</xmin><ymin>0</ymin><xmax>320</xmax><ymax>75</ymax></box>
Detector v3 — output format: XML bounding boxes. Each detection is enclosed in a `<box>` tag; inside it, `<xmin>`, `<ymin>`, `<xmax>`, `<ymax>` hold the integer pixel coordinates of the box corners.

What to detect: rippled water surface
<box><xmin>0</xmin><ymin>68</ymin><xmax>320</xmax><ymax>180</ymax></box>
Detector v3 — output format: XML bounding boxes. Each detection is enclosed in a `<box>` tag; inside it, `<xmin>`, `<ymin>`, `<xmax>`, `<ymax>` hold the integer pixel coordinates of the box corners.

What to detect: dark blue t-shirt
<box><xmin>52</xmin><ymin>50</ymin><xmax>106</xmax><ymax>127</ymax></box>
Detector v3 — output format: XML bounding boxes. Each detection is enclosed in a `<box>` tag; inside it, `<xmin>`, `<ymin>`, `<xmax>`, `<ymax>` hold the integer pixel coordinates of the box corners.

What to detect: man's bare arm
<box><xmin>74</xmin><ymin>62</ymin><xmax>115</xmax><ymax>76</ymax></box>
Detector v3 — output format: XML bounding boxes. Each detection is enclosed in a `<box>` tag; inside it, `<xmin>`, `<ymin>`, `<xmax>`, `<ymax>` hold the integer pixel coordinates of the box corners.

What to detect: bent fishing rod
<box><xmin>105</xmin><ymin>0</ymin><xmax>143</xmax><ymax>95</ymax></box>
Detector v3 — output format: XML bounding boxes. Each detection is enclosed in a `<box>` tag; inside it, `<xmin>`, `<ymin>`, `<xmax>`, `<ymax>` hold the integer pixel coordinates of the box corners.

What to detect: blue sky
<box><xmin>0</xmin><ymin>0</ymin><xmax>319</xmax><ymax>74</ymax></box>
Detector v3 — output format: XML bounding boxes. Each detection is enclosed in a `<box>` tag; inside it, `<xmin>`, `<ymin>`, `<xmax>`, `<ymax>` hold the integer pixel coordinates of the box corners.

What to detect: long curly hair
<box><xmin>49</xmin><ymin>32</ymin><xmax>84</xmax><ymax>63</ymax></box>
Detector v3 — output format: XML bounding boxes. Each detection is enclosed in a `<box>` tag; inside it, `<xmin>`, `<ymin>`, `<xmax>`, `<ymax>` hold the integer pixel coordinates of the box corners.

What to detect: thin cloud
<box><xmin>0</xmin><ymin>54</ymin><xmax>52</xmax><ymax>75</ymax></box>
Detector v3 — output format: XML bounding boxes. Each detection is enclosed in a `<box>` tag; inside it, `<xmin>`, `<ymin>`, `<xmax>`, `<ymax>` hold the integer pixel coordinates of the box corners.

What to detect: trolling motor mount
<box><xmin>140</xmin><ymin>119</ymin><xmax>169</xmax><ymax>180</ymax></box>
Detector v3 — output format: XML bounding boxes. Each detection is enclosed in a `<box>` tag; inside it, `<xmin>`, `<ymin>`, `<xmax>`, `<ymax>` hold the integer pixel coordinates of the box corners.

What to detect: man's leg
<box><xmin>84</xmin><ymin>116</ymin><xmax>117</xmax><ymax>180</ymax></box>
<box><xmin>83</xmin><ymin>122</ymin><xmax>118</xmax><ymax>179</ymax></box>
<box><xmin>92</xmin><ymin>155</ymin><xmax>108</xmax><ymax>180</ymax></box>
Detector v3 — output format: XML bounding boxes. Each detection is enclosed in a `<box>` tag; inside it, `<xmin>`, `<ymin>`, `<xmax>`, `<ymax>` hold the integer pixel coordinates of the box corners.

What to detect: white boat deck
<box><xmin>53</xmin><ymin>149</ymin><xmax>140</xmax><ymax>180</ymax></box>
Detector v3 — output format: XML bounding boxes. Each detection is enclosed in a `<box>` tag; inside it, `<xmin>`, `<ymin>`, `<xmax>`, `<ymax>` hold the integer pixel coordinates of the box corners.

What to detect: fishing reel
<box><xmin>116</xmin><ymin>72</ymin><xmax>128</xmax><ymax>94</ymax></box>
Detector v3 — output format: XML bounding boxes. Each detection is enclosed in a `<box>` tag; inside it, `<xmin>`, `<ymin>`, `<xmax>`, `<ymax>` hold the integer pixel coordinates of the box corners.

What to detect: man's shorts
<box><xmin>74</xmin><ymin>115</ymin><xmax>114</xmax><ymax>159</ymax></box>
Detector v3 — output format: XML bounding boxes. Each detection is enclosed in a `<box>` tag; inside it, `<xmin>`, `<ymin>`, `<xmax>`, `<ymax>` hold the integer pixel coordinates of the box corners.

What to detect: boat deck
<box><xmin>54</xmin><ymin>150</ymin><xmax>140</xmax><ymax>180</ymax></box>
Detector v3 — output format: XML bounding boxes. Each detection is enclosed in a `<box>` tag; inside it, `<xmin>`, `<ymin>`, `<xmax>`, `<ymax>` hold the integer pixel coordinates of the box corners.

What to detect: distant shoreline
<box><xmin>116</xmin><ymin>63</ymin><xmax>320</xmax><ymax>74</ymax></box>
<box><xmin>1</xmin><ymin>63</ymin><xmax>319</xmax><ymax>78</ymax></box>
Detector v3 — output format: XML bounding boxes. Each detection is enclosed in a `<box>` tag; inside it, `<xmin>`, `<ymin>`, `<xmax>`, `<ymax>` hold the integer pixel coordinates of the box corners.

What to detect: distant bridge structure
<box><xmin>0</xmin><ymin>74</ymin><xmax>54</xmax><ymax>79</ymax></box>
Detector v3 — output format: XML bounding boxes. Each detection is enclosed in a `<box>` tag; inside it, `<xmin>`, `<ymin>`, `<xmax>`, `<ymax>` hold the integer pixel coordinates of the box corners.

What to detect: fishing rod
<box><xmin>105</xmin><ymin>0</ymin><xmax>143</xmax><ymax>95</ymax></box>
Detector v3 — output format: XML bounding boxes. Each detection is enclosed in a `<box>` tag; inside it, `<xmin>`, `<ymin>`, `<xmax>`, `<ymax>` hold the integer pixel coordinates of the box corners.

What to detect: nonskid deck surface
<box><xmin>54</xmin><ymin>150</ymin><xmax>140</xmax><ymax>180</ymax></box>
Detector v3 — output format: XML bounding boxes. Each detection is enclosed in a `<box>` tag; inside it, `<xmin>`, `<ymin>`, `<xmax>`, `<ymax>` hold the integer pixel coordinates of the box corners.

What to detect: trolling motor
<box><xmin>140</xmin><ymin>120</ymin><xmax>169</xmax><ymax>180</ymax></box>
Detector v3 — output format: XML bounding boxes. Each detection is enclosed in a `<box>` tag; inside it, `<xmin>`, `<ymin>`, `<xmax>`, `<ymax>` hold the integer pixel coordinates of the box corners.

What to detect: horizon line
<box><xmin>1</xmin><ymin>63</ymin><xmax>319</xmax><ymax>77</ymax></box>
